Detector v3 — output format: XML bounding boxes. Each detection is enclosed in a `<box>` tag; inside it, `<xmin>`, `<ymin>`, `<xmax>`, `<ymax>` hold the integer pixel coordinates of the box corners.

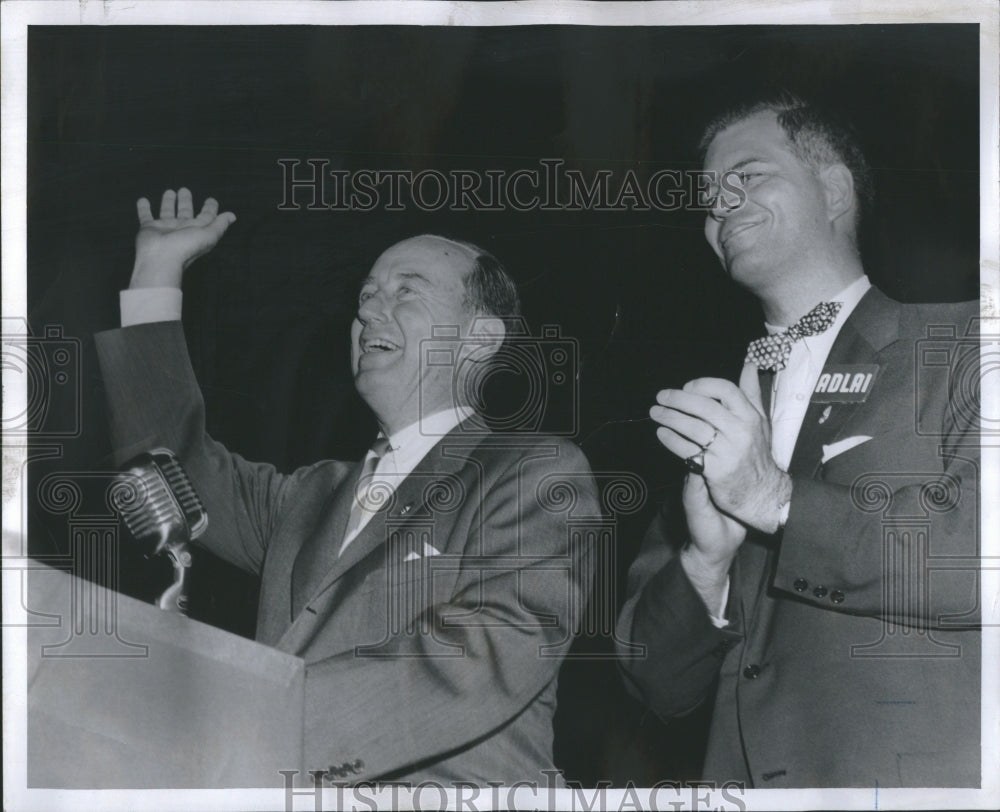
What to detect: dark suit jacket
<box><xmin>95</xmin><ymin>321</ymin><xmax>598</xmax><ymax>786</ymax></box>
<box><xmin>617</xmin><ymin>288</ymin><xmax>981</xmax><ymax>788</ymax></box>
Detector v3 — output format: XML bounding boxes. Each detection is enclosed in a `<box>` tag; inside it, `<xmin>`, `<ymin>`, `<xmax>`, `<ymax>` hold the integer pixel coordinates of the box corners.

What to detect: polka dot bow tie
<box><xmin>745</xmin><ymin>301</ymin><xmax>843</xmax><ymax>372</ymax></box>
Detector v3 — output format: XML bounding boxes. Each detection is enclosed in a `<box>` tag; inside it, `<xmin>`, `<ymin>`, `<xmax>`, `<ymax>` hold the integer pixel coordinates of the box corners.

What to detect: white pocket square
<box><xmin>821</xmin><ymin>435</ymin><xmax>873</xmax><ymax>464</ymax></box>
<box><xmin>403</xmin><ymin>543</ymin><xmax>442</xmax><ymax>562</ymax></box>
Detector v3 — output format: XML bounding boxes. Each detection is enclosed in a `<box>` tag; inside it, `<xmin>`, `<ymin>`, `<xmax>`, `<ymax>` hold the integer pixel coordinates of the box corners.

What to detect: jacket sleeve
<box><xmin>94</xmin><ymin>321</ymin><xmax>335</xmax><ymax>575</ymax></box>
<box><xmin>615</xmin><ymin>505</ymin><xmax>741</xmax><ymax>722</ymax></box>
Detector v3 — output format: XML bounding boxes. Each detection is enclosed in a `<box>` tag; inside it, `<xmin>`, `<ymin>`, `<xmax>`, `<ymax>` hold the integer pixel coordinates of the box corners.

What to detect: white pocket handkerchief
<box><xmin>821</xmin><ymin>435</ymin><xmax>873</xmax><ymax>464</ymax></box>
<box><xmin>403</xmin><ymin>544</ymin><xmax>442</xmax><ymax>562</ymax></box>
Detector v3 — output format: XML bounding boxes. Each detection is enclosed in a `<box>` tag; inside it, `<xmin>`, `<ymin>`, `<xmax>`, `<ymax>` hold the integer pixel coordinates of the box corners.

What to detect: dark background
<box><xmin>26</xmin><ymin>24</ymin><xmax>979</xmax><ymax>785</ymax></box>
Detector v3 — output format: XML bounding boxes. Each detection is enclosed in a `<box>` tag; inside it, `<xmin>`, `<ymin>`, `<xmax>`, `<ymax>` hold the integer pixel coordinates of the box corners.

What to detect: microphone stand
<box><xmin>157</xmin><ymin>542</ymin><xmax>193</xmax><ymax>614</ymax></box>
<box><xmin>113</xmin><ymin>448</ymin><xmax>208</xmax><ymax>619</ymax></box>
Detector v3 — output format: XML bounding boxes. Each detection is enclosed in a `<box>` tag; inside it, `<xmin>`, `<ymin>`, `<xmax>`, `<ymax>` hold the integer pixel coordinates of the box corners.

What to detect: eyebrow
<box><xmin>720</xmin><ymin>157</ymin><xmax>769</xmax><ymax>175</ymax></box>
<box><xmin>396</xmin><ymin>271</ymin><xmax>431</xmax><ymax>285</ymax></box>
<box><xmin>358</xmin><ymin>271</ymin><xmax>432</xmax><ymax>291</ymax></box>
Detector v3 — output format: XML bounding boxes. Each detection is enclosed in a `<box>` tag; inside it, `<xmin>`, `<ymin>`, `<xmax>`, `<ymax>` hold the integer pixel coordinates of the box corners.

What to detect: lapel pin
<box><xmin>818</xmin><ymin>405</ymin><xmax>832</xmax><ymax>424</ymax></box>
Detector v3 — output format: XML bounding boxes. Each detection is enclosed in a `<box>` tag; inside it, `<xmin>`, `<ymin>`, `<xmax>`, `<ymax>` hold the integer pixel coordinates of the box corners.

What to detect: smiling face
<box><xmin>702</xmin><ymin>111</ymin><xmax>837</xmax><ymax>300</ymax></box>
<box><xmin>350</xmin><ymin>235</ymin><xmax>479</xmax><ymax>434</ymax></box>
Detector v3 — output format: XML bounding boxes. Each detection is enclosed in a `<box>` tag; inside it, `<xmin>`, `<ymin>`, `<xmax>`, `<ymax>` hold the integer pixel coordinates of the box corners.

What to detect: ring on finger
<box><xmin>703</xmin><ymin>427</ymin><xmax>719</xmax><ymax>451</ymax></box>
<box><xmin>684</xmin><ymin>451</ymin><xmax>705</xmax><ymax>474</ymax></box>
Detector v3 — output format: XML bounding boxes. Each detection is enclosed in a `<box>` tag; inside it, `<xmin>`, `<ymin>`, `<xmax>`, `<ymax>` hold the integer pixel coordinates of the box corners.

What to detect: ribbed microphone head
<box><xmin>113</xmin><ymin>448</ymin><xmax>208</xmax><ymax>556</ymax></box>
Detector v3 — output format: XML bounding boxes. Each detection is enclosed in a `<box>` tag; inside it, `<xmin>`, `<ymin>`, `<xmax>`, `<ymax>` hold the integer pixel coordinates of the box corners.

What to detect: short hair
<box><xmin>429</xmin><ymin>235</ymin><xmax>522</xmax><ymax>320</ymax></box>
<box><xmin>699</xmin><ymin>92</ymin><xmax>875</xmax><ymax>235</ymax></box>
<box><xmin>425</xmin><ymin>236</ymin><xmax>522</xmax><ymax>415</ymax></box>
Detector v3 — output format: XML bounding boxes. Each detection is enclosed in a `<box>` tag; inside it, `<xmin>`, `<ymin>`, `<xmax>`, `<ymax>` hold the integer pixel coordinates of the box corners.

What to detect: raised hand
<box><xmin>130</xmin><ymin>188</ymin><xmax>236</xmax><ymax>289</ymax></box>
<box><xmin>650</xmin><ymin>373</ymin><xmax>791</xmax><ymax>533</ymax></box>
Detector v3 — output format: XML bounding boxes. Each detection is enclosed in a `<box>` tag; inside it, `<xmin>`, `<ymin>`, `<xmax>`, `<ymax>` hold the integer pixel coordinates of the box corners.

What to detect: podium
<box><xmin>26</xmin><ymin>562</ymin><xmax>304</xmax><ymax>788</ymax></box>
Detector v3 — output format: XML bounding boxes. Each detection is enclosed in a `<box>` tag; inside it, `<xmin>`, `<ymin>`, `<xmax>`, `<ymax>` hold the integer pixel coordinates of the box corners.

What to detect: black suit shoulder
<box><xmin>899</xmin><ymin>298</ymin><xmax>979</xmax><ymax>337</ymax></box>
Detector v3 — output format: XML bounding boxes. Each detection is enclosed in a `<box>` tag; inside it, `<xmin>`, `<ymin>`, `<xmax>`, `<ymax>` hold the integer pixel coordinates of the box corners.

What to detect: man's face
<box><xmin>350</xmin><ymin>235</ymin><xmax>478</xmax><ymax>424</ymax></box>
<box><xmin>702</xmin><ymin>111</ymin><xmax>833</xmax><ymax>293</ymax></box>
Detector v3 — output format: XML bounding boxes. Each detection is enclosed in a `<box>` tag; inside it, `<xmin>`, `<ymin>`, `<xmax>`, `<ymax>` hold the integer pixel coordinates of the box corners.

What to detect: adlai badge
<box><xmin>811</xmin><ymin>364</ymin><xmax>880</xmax><ymax>403</ymax></box>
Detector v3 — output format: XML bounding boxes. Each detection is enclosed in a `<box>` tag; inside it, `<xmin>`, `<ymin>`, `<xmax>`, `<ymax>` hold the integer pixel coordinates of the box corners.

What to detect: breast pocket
<box><xmin>820</xmin><ymin>426</ymin><xmax>947</xmax><ymax>485</ymax></box>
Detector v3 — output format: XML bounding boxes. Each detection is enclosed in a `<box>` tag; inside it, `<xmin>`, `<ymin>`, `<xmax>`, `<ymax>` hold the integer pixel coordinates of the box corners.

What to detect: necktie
<box><xmin>745</xmin><ymin>301</ymin><xmax>843</xmax><ymax>372</ymax></box>
<box><xmin>342</xmin><ymin>437</ymin><xmax>391</xmax><ymax>546</ymax></box>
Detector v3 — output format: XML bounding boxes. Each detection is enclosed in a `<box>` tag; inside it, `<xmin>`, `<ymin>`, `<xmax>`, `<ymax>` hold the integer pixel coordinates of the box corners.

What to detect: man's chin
<box><xmin>723</xmin><ymin>251</ymin><xmax>764</xmax><ymax>287</ymax></box>
<box><xmin>354</xmin><ymin>366</ymin><xmax>389</xmax><ymax>393</ymax></box>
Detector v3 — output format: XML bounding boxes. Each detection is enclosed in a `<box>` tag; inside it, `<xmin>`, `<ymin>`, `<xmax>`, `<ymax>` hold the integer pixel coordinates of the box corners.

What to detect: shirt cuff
<box><xmin>708</xmin><ymin>577</ymin><xmax>731</xmax><ymax>629</ymax></box>
<box><xmin>120</xmin><ymin>287</ymin><xmax>183</xmax><ymax>326</ymax></box>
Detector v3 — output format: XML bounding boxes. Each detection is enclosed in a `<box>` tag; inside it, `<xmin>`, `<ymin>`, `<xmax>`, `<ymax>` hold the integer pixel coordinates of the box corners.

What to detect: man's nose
<box><xmin>708</xmin><ymin>190</ymin><xmax>738</xmax><ymax>222</ymax></box>
<box><xmin>357</xmin><ymin>292</ymin><xmax>389</xmax><ymax>323</ymax></box>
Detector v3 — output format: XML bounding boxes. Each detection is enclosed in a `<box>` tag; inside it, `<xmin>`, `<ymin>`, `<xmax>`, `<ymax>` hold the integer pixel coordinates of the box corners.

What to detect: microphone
<box><xmin>112</xmin><ymin>448</ymin><xmax>208</xmax><ymax>614</ymax></box>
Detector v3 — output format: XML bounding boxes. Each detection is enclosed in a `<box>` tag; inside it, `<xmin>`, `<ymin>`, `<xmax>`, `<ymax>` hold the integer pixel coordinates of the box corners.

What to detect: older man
<box><xmin>95</xmin><ymin>189</ymin><xmax>597</xmax><ymax>786</ymax></box>
<box><xmin>617</xmin><ymin>97</ymin><xmax>980</xmax><ymax>787</ymax></box>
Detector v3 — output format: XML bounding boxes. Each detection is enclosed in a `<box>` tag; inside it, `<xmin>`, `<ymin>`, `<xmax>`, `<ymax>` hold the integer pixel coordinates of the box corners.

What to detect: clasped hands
<box><xmin>650</xmin><ymin>371</ymin><xmax>791</xmax><ymax>542</ymax></box>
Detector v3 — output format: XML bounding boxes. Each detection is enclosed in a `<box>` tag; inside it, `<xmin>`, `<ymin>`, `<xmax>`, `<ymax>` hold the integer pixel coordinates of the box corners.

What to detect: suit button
<box><xmin>813</xmin><ymin>585</ymin><xmax>828</xmax><ymax>598</ymax></box>
<box><xmin>793</xmin><ymin>578</ymin><xmax>808</xmax><ymax>592</ymax></box>
<box><xmin>830</xmin><ymin>590</ymin><xmax>845</xmax><ymax>604</ymax></box>
<box><xmin>743</xmin><ymin>664</ymin><xmax>761</xmax><ymax>679</ymax></box>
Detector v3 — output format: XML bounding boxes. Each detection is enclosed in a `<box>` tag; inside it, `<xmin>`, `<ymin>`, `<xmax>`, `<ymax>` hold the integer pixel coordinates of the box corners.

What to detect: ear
<box><xmin>467</xmin><ymin>316</ymin><xmax>507</xmax><ymax>361</ymax></box>
<box><xmin>819</xmin><ymin>162</ymin><xmax>855</xmax><ymax>226</ymax></box>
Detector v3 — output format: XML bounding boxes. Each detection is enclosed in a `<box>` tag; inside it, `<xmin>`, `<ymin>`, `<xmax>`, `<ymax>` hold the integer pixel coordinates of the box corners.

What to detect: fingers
<box><xmin>206</xmin><ymin>210</ymin><xmax>237</xmax><ymax>240</ymax></box>
<box><xmin>194</xmin><ymin>196</ymin><xmax>219</xmax><ymax>225</ymax></box>
<box><xmin>655</xmin><ymin>425</ymin><xmax>702</xmax><ymax>460</ymax></box>
<box><xmin>654</xmin><ymin>388</ymin><xmax>731</xmax><ymax>427</ymax></box>
<box><xmin>193</xmin><ymin>197</ymin><xmax>237</xmax><ymax>231</ymax></box>
<box><xmin>136</xmin><ymin>197</ymin><xmax>153</xmax><ymax>225</ymax></box>
<box><xmin>649</xmin><ymin>404</ymin><xmax>717</xmax><ymax>448</ymax></box>
<box><xmin>177</xmin><ymin>187</ymin><xmax>194</xmax><ymax>219</ymax></box>
<box><xmin>142</xmin><ymin>189</ymin><xmax>235</xmax><ymax>228</ymax></box>
<box><xmin>682</xmin><ymin>471</ymin><xmax>713</xmax><ymax>506</ymax></box>
<box><xmin>682</xmin><ymin>377</ymin><xmax>759</xmax><ymax>420</ymax></box>
<box><xmin>158</xmin><ymin>189</ymin><xmax>176</xmax><ymax>220</ymax></box>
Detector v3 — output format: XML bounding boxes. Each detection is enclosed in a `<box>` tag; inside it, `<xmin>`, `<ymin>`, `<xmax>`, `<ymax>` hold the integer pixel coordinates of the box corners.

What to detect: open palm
<box><xmin>131</xmin><ymin>188</ymin><xmax>236</xmax><ymax>288</ymax></box>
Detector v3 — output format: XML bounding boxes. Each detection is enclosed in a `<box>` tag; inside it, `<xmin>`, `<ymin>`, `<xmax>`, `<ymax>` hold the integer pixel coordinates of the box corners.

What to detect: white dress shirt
<box><xmin>707</xmin><ymin>275</ymin><xmax>871</xmax><ymax>627</ymax></box>
<box><xmin>119</xmin><ymin>287</ymin><xmax>476</xmax><ymax>556</ymax></box>
<box><xmin>765</xmin><ymin>275</ymin><xmax>871</xmax><ymax>470</ymax></box>
<box><xmin>341</xmin><ymin>405</ymin><xmax>473</xmax><ymax>554</ymax></box>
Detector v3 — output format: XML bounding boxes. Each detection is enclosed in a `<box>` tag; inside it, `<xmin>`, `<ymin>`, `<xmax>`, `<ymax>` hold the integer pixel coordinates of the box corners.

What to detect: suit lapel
<box><xmin>786</xmin><ymin>287</ymin><xmax>900</xmax><ymax>478</ymax></box>
<box><xmin>739</xmin><ymin>287</ymin><xmax>901</xmax><ymax>625</ymax></box>
<box><xmin>785</xmin><ymin>320</ymin><xmax>873</xmax><ymax>478</ymax></box>
<box><xmin>289</xmin><ymin>459</ymin><xmax>364</xmax><ymax>619</ymax></box>
<box><xmin>278</xmin><ymin>420</ymin><xmax>488</xmax><ymax>651</ymax></box>
<box><xmin>327</xmin><ymin>423</ymin><xmax>486</xmax><ymax>581</ymax></box>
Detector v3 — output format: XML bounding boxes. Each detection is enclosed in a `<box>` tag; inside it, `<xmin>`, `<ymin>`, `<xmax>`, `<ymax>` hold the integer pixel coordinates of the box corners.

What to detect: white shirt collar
<box><xmin>343</xmin><ymin>405</ymin><xmax>476</xmax><ymax>554</ymax></box>
<box><xmin>382</xmin><ymin>404</ymin><xmax>475</xmax><ymax>456</ymax></box>
<box><xmin>765</xmin><ymin>275</ymin><xmax>872</xmax><ymax>336</ymax></box>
